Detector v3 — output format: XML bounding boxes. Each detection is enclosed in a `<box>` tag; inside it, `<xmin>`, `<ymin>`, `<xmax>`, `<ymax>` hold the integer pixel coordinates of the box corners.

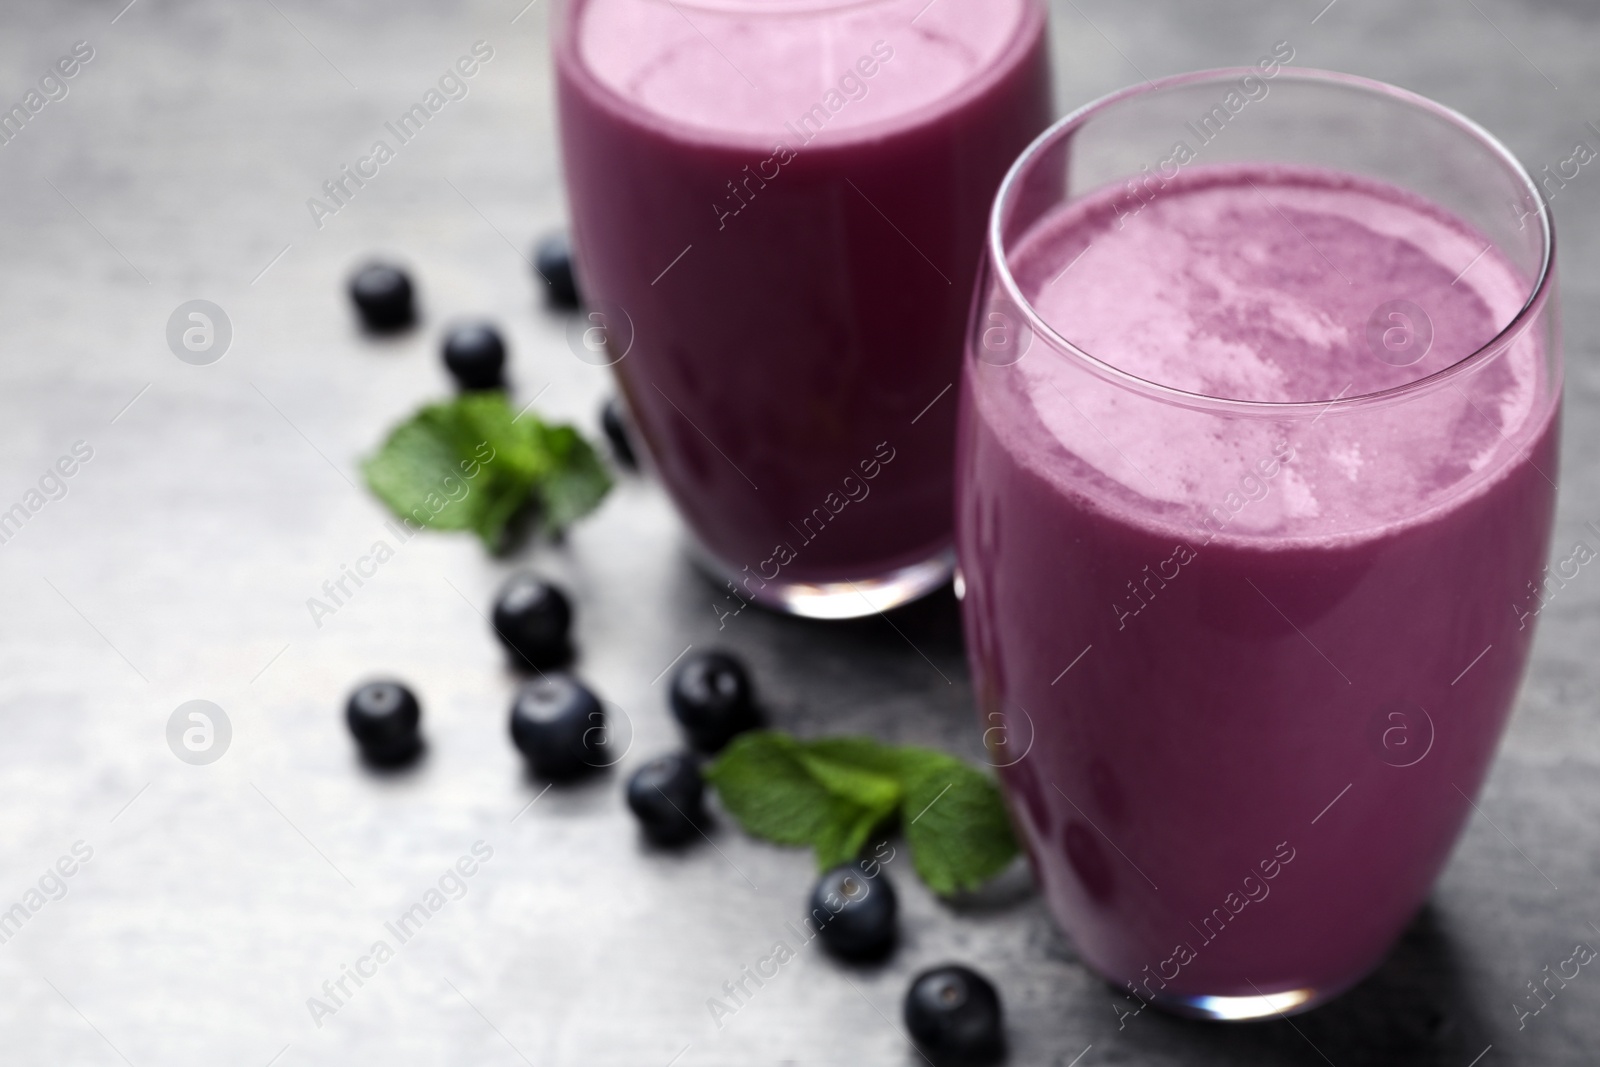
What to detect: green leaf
<box><xmin>704</xmin><ymin>732</ymin><xmax>856</xmax><ymax>847</ymax></box>
<box><xmin>795</xmin><ymin>740</ymin><xmax>904</xmax><ymax>815</ymax></box>
<box><xmin>895</xmin><ymin>747</ymin><xmax>1019</xmax><ymax>897</ymax></box>
<box><xmin>794</xmin><ymin>738</ymin><xmax>902</xmax><ymax>869</ymax></box>
<box><xmin>705</xmin><ymin>732</ymin><xmax>897</xmax><ymax>870</ymax></box>
<box><xmin>530</xmin><ymin>423</ymin><xmax>613</xmax><ymax>535</ymax></box>
<box><xmin>813</xmin><ymin>803</ymin><xmax>891</xmax><ymax>870</ymax></box>
<box><xmin>800</xmin><ymin>736</ymin><xmax>906</xmax><ymax>779</ymax></box>
<box><xmin>705</xmin><ymin>731</ymin><xmax>1019</xmax><ymax>895</ymax></box>
<box><xmin>362</xmin><ymin>392</ymin><xmax>612</xmax><ymax>550</ymax></box>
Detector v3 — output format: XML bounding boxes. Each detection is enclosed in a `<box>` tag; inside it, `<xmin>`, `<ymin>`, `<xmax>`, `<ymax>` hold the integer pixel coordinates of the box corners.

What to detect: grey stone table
<box><xmin>0</xmin><ymin>0</ymin><xmax>1596</xmax><ymax>1064</ymax></box>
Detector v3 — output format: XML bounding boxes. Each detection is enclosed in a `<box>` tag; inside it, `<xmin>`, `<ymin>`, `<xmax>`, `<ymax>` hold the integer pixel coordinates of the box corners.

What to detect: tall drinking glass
<box><xmin>956</xmin><ymin>68</ymin><xmax>1559</xmax><ymax>1018</ymax></box>
<box><xmin>554</xmin><ymin>0</ymin><xmax>1052</xmax><ymax>617</ymax></box>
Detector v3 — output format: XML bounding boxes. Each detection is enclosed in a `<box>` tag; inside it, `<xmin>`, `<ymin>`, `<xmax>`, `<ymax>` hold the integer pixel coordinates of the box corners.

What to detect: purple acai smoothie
<box><xmin>957</xmin><ymin>163</ymin><xmax>1559</xmax><ymax>1006</ymax></box>
<box><xmin>556</xmin><ymin>0</ymin><xmax>1052</xmax><ymax>602</ymax></box>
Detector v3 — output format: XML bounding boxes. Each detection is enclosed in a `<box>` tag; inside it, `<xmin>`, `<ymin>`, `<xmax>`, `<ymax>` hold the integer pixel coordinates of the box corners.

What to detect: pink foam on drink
<box><xmin>577</xmin><ymin>0</ymin><xmax>1032</xmax><ymax>140</ymax></box>
<box><xmin>1003</xmin><ymin>164</ymin><xmax>1546</xmax><ymax>540</ymax></box>
<box><xmin>956</xmin><ymin>163</ymin><xmax>1559</xmax><ymax>1003</ymax></box>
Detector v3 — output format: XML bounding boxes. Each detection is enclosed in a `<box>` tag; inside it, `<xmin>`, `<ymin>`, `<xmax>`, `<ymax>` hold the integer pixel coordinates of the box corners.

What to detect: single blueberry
<box><xmin>600</xmin><ymin>396</ymin><xmax>637</xmax><ymax>469</ymax></box>
<box><xmin>670</xmin><ymin>651</ymin><xmax>758</xmax><ymax>753</ymax></box>
<box><xmin>349</xmin><ymin>262</ymin><xmax>415</xmax><ymax>332</ymax></box>
<box><xmin>509</xmin><ymin>674</ymin><xmax>605</xmax><ymax>780</ymax></box>
<box><xmin>903</xmin><ymin>964</ymin><xmax>1005</xmax><ymax>1065</ymax></box>
<box><xmin>535</xmin><ymin>232</ymin><xmax>580</xmax><ymax>309</ymax></box>
<box><xmin>346</xmin><ymin>681</ymin><xmax>422</xmax><ymax>764</ymax></box>
<box><xmin>811</xmin><ymin>861</ymin><xmax>898</xmax><ymax>961</ymax></box>
<box><xmin>492</xmin><ymin>574</ymin><xmax>572</xmax><ymax>670</ymax></box>
<box><xmin>625</xmin><ymin>752</ymin><xmax>705</xmax><ymax>845</ymax></box>
<box><xmin>443</xmin><ymin>322</ymin><xmax>507</xmax><ymax>391</ymax></box>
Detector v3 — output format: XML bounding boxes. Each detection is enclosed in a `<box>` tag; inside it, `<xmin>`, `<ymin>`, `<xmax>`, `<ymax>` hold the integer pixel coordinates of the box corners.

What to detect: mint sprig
<box><xmin>704</xmin><ymin>731</ymin><xmax>1019</xmax><ymax>897</ymax></box>
<box><xmin>362</xmin><ymin>392</ymin><xmax>612</xmax><ymax>551</ymax></box>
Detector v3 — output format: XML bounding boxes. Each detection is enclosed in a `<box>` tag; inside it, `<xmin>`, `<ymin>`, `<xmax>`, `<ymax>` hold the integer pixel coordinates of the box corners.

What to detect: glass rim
<box><xmin>986</xmin><ymin>66</ymin><xmax>1557</xmax><ymax>417</ymax></box>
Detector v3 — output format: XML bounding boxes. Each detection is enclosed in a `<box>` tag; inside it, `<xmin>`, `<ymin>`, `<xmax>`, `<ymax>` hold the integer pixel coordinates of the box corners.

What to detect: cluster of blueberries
<box><xmin>346</xmin><ymin>238</ymin><xmax>636</xmax><ymax>466</ymax></box>
<box><xmin>341</xmin><ymin>572</ymin><xmax>644</xmax><ymax>780</ymax></box>
<box><xmin>339</xmin><ymin>242</ymin><xmax>1005</xmax><ymax>1065</ymax></box>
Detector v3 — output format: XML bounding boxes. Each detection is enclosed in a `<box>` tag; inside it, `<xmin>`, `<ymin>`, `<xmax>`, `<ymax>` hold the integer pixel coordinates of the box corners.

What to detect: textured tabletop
<box><xmin>0</xmin><ymin>1</ymin><xmax>1596</xmax><ymax>1064</ymax></box>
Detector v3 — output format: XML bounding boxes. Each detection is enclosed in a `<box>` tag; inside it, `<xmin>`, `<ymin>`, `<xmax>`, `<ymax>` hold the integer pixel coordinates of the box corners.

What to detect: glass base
<box><xmin>1144</xmin><ymin>985</ymin><xmax>1329</xmax><ymax>1021</ymax></box>
<box><xmin>694</xmin><ymin>544</ymin><xmax>955</xmax><ymax>620</ymax></box>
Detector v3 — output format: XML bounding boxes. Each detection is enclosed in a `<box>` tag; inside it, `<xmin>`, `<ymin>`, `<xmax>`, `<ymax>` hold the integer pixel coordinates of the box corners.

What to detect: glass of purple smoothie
<box><xmin>554</xmin><ymin>0</ymin><xmax>1052</xmax><ymax>618</ymax></box>
<box><xmin>956</xmin><ymin>67</ymin><xmax>1560</xmax><ymax>1019</ymax></box>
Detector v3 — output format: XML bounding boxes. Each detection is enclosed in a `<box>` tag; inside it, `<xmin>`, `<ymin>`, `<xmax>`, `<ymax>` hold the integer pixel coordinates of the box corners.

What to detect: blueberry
<box><xmin>349</xmin><ymin>262</ymin><xmax>415</xmax><ymax>332</ymax></box>
<box><xmin>811</xmin><ymin>861</ymin><xmax>897</xmax><ymax>960</ymax></box>
<box><xmin>443</xmin><ymin>322</ymin><xmax>506</xmax><ymax>391</ymax></box>
<box><xmin>346</xmin><ymin>681</ymin><xmax>422</xmax><ymax>764</ymax></box>
<box><xmin>509</xmin><ymin>674</ymin><xmax>605</xmax><ymax>779</ymax></box>
<box><xmin>903</xmin><ymin>965</ymin><xmax>1005</xmax><ymax>1065</ymax></box>
<box><xmin>492</xmin><ymin>574</ymin><xmax>572</xmax><ymax>670</ymax></box>
<box><xmin>600</xmin><ymin>396</ymin><xmax>638</xmax><ymax>469</ymax></box>
<box><xmin>670</xmin><ymin>651</ymin><xmax>758</xmax><ymax>753</ymax></box>
<box><xmin>534</xmin><ymin>232</ymin><xmax>580</xmax><ymax>309</ymax></box>
<box><xmin>626</xmin><ymin>752</ymin><xmax>705</xmax><ymax>845</ymax></box>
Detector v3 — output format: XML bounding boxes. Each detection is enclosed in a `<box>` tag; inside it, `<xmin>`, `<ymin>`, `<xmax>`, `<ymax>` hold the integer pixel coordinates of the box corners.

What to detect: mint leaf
<box><xmin>528</xmin><ymin>422</ymin><xmax>612</xmax><ymax>535</ymax></box>
<box><xmin>813</xmin><ymin>803</ymin><xmax>891</xmax><ymax>871</ymax></box>
<box><xmin>795</xmin><ymin>739</ymin><xmax>903</xmax><ymax>868</ymax></box>
<box><xmin>800</xmin><ymin>736</ymin><xmax>906</xmax><ymax>779</ymax></box>
<box><xmin>363</xmin><ymin>398</ymin><xmax>520</xmax><ymax>541</ymax></box>
<box><xmin>703</xmin><ymin>732</ymin><xmax>857</xmax><ymax>847</ymax></box>
<box><xmin>705</xmin><ymin>732</ymin><xmax>898</xmax><ymax>869</ymax></box>
<box><xmin>895</xmin><ymin>747</ymin><xmax>1018</xmax><ymax>896</ymax></box>
<box><xmin>705</xmin><ymin>731</ymin><xmax>1019</xmax><ymax>895</ymax></box>
<box><xmin>795</xmin><ymin>742</ymin><xmax>903</xmax><ymax>814</ymax></box>
<box><xmin>362</xmin><ymin>393</ymin><xmax>612</xmax><ymax>550</ymax></box>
